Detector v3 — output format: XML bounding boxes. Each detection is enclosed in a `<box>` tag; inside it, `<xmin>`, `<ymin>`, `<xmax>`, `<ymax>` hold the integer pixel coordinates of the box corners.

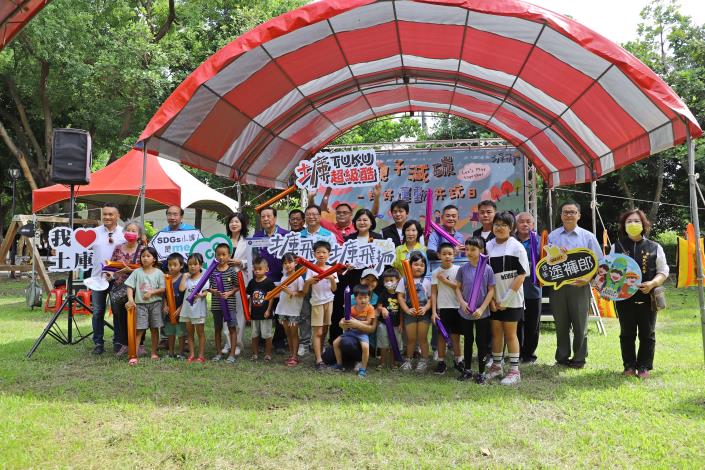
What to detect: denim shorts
<box><xmin>278</xmin><ymin>315</ymin><xmax>301</xmax><ymax>326</ymax></box>
<box><xmin>403</xmin><ymin>311</ymin><xmax>432</xmax><ymax>324</ymax></box>
<box><xmin>342</xmin><ymin>329</ymin><xmax>369</xmax><ymax>344</ymax></box>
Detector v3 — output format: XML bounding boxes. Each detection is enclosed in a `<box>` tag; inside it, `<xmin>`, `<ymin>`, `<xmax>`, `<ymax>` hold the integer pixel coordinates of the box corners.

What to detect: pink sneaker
<box><xmin>486</xmin><ymin>363</ymin><xmax>504</xmax><ymax>380</ymax></box>
<box><xmin>500</xmin><ymin>370</ymin><xmax>521</xmax><ymax>386</ymax></box>
<box><xmin>637</xmin><ymin>369</ymin><xmax>650</xmax><ymax>379</ymax></box>
<box><xmin>623</xmin><ymin>368</ymin><xmax>636</xmax><ymax>377</ymax></box>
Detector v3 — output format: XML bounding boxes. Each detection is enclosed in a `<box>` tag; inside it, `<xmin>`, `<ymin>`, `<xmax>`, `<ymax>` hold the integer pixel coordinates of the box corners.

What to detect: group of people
<box><xmin>86</xmin><ymin>194</ymin><xmax>668</xmax><ymax>382</ymax></box>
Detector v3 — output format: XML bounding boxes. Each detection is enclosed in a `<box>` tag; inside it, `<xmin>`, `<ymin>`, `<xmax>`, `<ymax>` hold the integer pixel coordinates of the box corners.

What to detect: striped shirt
<box><xmin>209</xmin><ymin>265</ymin><xmax>238</xmax><ymax>312</ymax></box>
<box><xmin>486</xmin><ymin>237</ymin><xmax>529</xmax><ymax>309</ymax></box>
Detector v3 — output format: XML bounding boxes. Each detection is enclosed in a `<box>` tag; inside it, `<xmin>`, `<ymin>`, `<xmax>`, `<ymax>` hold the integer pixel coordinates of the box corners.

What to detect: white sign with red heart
<box><xmin>47</xmin><ymin>226</ymin><xmax>96</xmax><ymax>272</ymax></box>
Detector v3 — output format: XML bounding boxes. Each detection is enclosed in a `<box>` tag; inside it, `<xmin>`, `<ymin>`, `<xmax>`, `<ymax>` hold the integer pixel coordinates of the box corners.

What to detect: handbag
<box><xmin>650</xmin><ymin>285</ymin><xmax>667</xmax><ymax>311</ymax></box>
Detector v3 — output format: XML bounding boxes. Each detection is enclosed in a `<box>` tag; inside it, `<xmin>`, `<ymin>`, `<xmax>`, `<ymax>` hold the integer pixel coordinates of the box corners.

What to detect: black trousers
<box><xmin>519</xmin><ymin>298</ymin><xmax>541</xmax><ymax>361</ymax></box>
<box><xmin>616</xmin><ymin>298</ymin><xmax>657</xmax><ymax>370</ymax></box>
<box><xmin>110</xmin><ymin>294</ymin><xmax>128</xmax><ymax>347</ymax></box>
<box><xmin>462</xmin><ymin>317</ymin><xmax>490</xmax><ymax>374</ymax></box>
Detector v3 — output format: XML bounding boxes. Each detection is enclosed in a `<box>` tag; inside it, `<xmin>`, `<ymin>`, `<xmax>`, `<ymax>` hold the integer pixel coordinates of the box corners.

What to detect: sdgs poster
<box><xmin>319</xmin><ymin>148</ymin><xmax>526</xmax><ymax>238</ymax></box>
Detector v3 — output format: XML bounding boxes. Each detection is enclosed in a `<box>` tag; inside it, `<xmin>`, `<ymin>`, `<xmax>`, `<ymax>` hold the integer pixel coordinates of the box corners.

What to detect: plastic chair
<box><xmin>44</xmin><ymin>287</ymin><xmax>67</xmax><ymax>313</ymax></box>
<box><xmin>74</xmin><ymin>290</ymin><xmax>92</xmax><ymax>315</ymax></box>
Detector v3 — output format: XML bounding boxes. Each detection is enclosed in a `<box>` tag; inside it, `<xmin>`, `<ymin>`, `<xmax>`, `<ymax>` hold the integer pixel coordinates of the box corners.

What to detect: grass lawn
<box><xmin>1</xmin><ymin>277</ymin><xmax>704</xmax><ymax>468</ymax></box>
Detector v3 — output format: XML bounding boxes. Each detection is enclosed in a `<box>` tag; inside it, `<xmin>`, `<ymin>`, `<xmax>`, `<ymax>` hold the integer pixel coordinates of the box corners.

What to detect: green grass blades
<box><xmin>1</xmin><ymin>278</ymin><xmax>704</xmax><ymax>468</ymax></box>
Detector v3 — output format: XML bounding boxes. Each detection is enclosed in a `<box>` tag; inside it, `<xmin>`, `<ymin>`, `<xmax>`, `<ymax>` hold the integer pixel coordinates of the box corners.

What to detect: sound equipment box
<box><xmin>51</xmin><ymin>128</ymin><xmax>92</xmax><ymax>185</ymax></box>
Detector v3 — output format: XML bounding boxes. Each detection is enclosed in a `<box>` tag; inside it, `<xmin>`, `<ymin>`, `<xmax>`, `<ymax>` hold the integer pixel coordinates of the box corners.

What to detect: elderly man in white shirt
<box><xmin>547</xmin><ymin>201</ymin><xmax>601</xmax><ymax>369</ymax></box>
<box><xmin>89</xmin><ymin>203</ymin><xmax>125</xmax><ymax>354</ymax></box>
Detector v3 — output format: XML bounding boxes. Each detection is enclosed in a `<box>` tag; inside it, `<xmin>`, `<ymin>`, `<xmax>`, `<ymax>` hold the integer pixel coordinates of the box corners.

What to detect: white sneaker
<box><xmin>432</xmin><ymin>350</ymin><xmax>439</xmax><ymax>361</ymax></box>
<box><xmin>400</xmin><ymin>360</ymin><xmax>413</xmax><ymax>371</ymax></box>
<box><xmin>416</xmin><ymin>359</ymin><xmax>428</xmax><ymax>373</ymax></box>
<box><xmin>353</xmin><ymin>361</ymin><xmax>362</xmax><ymax>372</ymax></box>
<box><xmin>486</xmin><ymin>363</ymin><xmax>504</xmax><ymax>380</ymax></box>
<box><xmin>221</xmin><ymin>347</ymin><xmax>230</xmax><ymax>355</ymax></box>
<box><xmin>234</xmin><ymin>346</ymin><xmax>241</xmax><ymax>356</ymax></box>
<box><xmin>298</xmin><ymin>344</ymin><xmax>307</xmax><ymax>357</ymax></box>
<box><xmin>500</xmin><ymin>370</ymin><xmax>521</xmax><ymax>386</ymax></box>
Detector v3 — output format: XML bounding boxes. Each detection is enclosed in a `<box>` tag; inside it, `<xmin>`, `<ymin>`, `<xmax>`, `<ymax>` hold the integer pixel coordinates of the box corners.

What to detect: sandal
<box><xmin>264</xmin><ymin>355</ymin><xmax>272</xmax><ymax>362</ymax></box>
<box><xmin>186</xmin><ymin>356</ymin><xmax>195</xmax><ymax>363</ymax></box>
<box><xmin>128</xmin><ymin>358</ymin><xmax>138</xmax><ymax>366</ymax></box>
<box><xmin>196</xmin><ymin>357</ymin><xmax>206</xmax><ymax>363</ymax></box>
<box><xmin>151</xmin><ymin>354</ymin><xmax>160</xmax><ymax>361</ymax></box>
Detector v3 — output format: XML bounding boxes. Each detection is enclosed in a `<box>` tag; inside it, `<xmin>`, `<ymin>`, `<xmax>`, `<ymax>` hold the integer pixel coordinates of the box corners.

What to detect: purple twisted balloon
<box><xmin>529</xmin><ymin>230</ymin><xmax>538</xmax><ymax>285</ymax></box>
<box><xmin>468</xmin><ymin>254</ymin><xmax>488</xmax><ymax>312</ymax></box>
<box><xmin>436</xmin><ymin>317</ymin><xmax>451</xmax><ymax>344</ymax></box>
<box><xmin>214</xmin><ymin>272</ymin><xmax>233</xmax><ymax>323</ymax></box>
<box><xmin>187</xmin><ymin>259</ymin><xmax>218</xmax><ymax>305</ymax></box>
<box><xmin>344</xmin><ymin>286</ymin><xmax>351</xmax><ymax>321</ymax></box>
<box><xmin>424</xmin><ymin>188</ymin><xmax>433</xmax><ymax>239</ymax></box>
<box><xmin>384</xmin><ymin>315</ymin><xmax>403</xmax><ymax>362</ymax></box>
<box><xmin>429</xmin><ymin>220</ymin><xmax>462</xmax><ymax>247</ymax></box>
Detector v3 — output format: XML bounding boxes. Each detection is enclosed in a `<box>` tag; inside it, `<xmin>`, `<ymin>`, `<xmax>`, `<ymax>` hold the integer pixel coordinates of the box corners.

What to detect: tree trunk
<box><xmin>108</xmin><ymin>104</ymin><xmax>135</xmax><ymax>164</ymax></box>
<box><xmin>648</xmin><ymin>156</ymin><xmax>665</xmax><ymax>221</ymax></box>
<box><xmin>0</xmin><ymin>119</ymin><xmax>39</xmax><ymax>191</ymax></box>
<box><xmin>5</xmin><ymin>75</ymin><xmax>46</xmax><ymax>168</ymax></box>
<box><xmin>153</xmin><ymin>0</ymin><xmax>176</xmax><ymax>43</ymax></box>
<box><xmin>618</xmin><ymin>171</ymin><xmax>635</xmax><ymax>209</ymax></box>
<box><xmin>39</xmin><ymin>60</ymin><xmax>53</xmax><ymax>177</ymax></box>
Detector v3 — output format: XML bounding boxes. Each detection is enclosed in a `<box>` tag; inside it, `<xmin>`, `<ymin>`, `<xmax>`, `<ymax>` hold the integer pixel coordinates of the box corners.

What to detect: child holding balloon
<box><xmin>179</xmin><ymin>253</ymin><xmax>209</xmax><ymax>363</ymax></box>
<box><xmin>396</xmin><ymin>251</ymin><xmax>432</xmax><ymax>372</ymax></box>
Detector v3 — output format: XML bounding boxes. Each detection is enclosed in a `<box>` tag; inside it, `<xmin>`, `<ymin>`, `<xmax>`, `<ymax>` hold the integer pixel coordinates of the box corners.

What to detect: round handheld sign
<box><xmin>593</xmin><ymin>253</ymin><xmax>642</xmax><ymax>301</ymax></box>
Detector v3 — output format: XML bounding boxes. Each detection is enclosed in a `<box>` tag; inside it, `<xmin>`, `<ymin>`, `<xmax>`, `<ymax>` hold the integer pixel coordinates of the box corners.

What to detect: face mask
<box><xmin>124</xmin><ymin>232</ymin><xmax>138</xmax><ymax>242</ymax></box>
<box><xmin>625</xmin><ymin>222</ymin><xmax>643</xmax><ymax>237</ymax></box>
<box><xmin>384</xmin><ymin>281</ymin><xmax>398</xmax><ymax>291</ymax></box>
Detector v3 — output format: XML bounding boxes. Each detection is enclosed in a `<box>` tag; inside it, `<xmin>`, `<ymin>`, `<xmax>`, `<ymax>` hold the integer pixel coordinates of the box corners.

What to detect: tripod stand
<box><xmin>27</xmin><ymin>185</ymin><xmax>94</xmax><ymax>358</ymax></box>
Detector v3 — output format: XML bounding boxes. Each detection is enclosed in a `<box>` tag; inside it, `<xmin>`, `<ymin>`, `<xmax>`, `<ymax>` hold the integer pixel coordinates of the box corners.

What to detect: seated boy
<box><xmin>332</xmin><ymin>285</ymin><xmax>376</xmax><ymax>377</ymax></box>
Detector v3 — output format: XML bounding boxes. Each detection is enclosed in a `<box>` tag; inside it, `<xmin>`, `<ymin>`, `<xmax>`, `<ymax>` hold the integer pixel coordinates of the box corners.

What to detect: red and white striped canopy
<box><xmin>138</xmin><ymin>0</ymin><xmax>702</xmax><ymax>188</ymax></box>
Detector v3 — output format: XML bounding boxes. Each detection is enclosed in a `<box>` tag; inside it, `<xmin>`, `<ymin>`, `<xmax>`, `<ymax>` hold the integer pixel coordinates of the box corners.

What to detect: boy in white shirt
<box><xmin>303</xmin><ymin>241</ymin><xmax>338</xmax><ymax>371</ymax></box>
<box><xmin>431</xmin><ymin>243</ymin><xmax>463</xmax><ymax>375</ymax></box>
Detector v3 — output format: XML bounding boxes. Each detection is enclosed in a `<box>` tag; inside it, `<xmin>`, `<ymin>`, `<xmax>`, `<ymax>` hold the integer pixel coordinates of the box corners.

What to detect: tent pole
<box><xmin>591</xmin><ymin>180</ymin><xmax>597</xmax><ymax>235</ymax></box>
<box><xmin>530</xmin><ymin>165</ymin><xmax>538</xmax><ymax>224</ymax></box>
<box><xmin>686</xmin><ymin>128</ymin><xmax>705</xmax><ymax>365</ymax></box>
<box><xmin>548</xmin><ymin>186</ymin><xmax>554</xmax><ymax>231</ymax></box>
<box><xmin>236</xmin><ymin>182</ymin><xmax>242</xmax><ymax>211</ymax></box>
<box><xmin>140</xmin><ymin>145</ymin><xmax>147</xmax><ymax>226</ymax></box>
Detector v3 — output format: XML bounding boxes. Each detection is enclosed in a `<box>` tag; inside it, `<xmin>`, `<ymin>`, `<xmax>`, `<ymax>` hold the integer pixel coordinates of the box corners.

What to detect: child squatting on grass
<box><xmin>331</xmin><ymin>284</ymin><xmax>376</xmax><ymax>377</ymax></box>
<box><xmin>125</xmin><ymin>246</ymin><xmax>166</xmax><ymax>365</ymax></box>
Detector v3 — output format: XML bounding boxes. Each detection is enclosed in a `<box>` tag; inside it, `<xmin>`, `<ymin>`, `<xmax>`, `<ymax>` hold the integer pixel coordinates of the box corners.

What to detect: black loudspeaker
<box><xmin>51</xmin><ymin>128</ymin><xmax>92</xmax><ymax>184</ymax></box>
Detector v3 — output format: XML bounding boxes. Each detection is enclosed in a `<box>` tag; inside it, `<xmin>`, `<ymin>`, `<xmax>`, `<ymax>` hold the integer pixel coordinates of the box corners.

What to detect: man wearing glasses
<box><xmin>312</xmin><ymin>185</ymin><xmax>380</xmax><ymax>245</ymax></box>
<box><xmin>547</xmin><ymin>201</ymin><xmax>601</xmax><ymax>369</ymax></box>
<box><xmin>90</xmin><ymin>203</ymin><xmax>125</xmax><ymax>354</ymax></box>
<box><xmin>162</xmin><ymin>205</ymin><xmax>196</xmax><ymax>232</ymax></box>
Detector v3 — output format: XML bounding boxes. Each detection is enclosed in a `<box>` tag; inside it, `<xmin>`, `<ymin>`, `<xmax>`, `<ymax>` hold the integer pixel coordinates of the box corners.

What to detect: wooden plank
<box><xmin>0</xmin><ymin>220</ymin><xmax>18</xmax><ymax>262</ymax></box>
<box><xmin>15</xmin><ymin>214</ymin><xmax>99</xmax><ymax>225</ymax></box>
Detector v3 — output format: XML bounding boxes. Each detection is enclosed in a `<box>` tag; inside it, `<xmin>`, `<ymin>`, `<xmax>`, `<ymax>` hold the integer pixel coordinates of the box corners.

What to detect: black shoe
<box><xmin>92</xmin><ymin>344</ymin><xmax>104</xmax><ymax>355</ymax></box>
<box><xmin>457</xmin><ymin>369</ymin><xmax>474</xmax><ymax>381</ymax></box>
<box><xmin>454</xmin><ymin>359</ymin><xmax>465</xmax><ymax>373</ymax></box>
<box><xmin>555</xmin><ymin>359</ymin><xmax>571</xmax><ymax>367</ymax></box>
<box><xmin>113</xmin><ymin>343</ymin><xmax>122</xmax><ymax>353</ymax></box>
<box><xmin>434</xmin><ymin>361</ymin><xmax>447</xmax><ymax>375</ymax></box>
<box><xmin>567</xmin><ymin>360</ymin><xmax>585</xmax><ymax>369</ymax></box>
<box><xmin>474</xmin><ymin>373</ymin><xmax>487</xmax><ymax>385</ymax></box>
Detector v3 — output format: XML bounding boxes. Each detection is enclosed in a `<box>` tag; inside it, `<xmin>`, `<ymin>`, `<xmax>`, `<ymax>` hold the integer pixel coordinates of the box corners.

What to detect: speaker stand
<box><xmin>27</xmin><ymin>185</ymin><xmax>111</xmax><ymax>358</ymax></box>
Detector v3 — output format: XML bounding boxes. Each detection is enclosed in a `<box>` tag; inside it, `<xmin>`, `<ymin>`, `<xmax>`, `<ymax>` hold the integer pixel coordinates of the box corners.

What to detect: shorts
<box><xmin>251</xmin><ymin>319</ymin><xmax>274</xmax><ymax>339</ymax></box>
<box><xmin>439</xmin><ymin>308</ymin><xmax>462</xmax><ymax>334</ymax></box>
<box><xmin>212</xmin><ymin>309</ymin><xmax>238</xmax><ymax>329</ymax></box>
<box><xmin>376</xmin><ymin>322</ymin><xmax>402</xmax><ymax>349</ymax></box>
<box><xmin>491</xmin><ymin>306</ymin><xmax>523</xmax><ymax>322</ymax></box>
<box><xmin>403</xmin><ymin>311</ymin><xmax>432</xmax><ymax>324</ymax></box>
<box><xmin>279</xmin><ymin>315</ymin><xmax>301</xmax><ymax>326</ymax></box>
<box><xmin>163</xmin><ymin>319</ymin><xmax>186</xmax><ymax>337</ymax></box>
<box><xmin>311</xmin><ymin>302</ymin><xmax>333</xmax><ymax>327</ymax></box>
<box><xmin>136</xmin><ymin>302</ymin><xmax>163</xmax><ymax>330</ymax></box>
<box><xmin>342</xmin><ymin>329</ymin><xmax>369</xmax><ymax>344</ymax></box>
<box><xmin>181</xmin><ymin>317</ymin><xmax>205</xmax><ymax>325</ymax></box>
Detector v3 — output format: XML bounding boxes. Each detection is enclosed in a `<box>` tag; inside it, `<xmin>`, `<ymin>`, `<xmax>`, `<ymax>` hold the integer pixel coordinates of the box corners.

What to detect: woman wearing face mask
<box><xmin>108</xmin><ymin>221</ymin><xmax>145</xmax><ymax>357</ymax></box>
<box><xmin>609</xmin><ymin>209</ymin><xmax>668</xmax><ymax>379</ymax></box>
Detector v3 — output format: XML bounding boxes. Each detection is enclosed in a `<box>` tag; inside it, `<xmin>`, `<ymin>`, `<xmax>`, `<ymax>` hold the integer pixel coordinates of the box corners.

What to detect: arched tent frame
<box><xmin>135</xmin><ymin>0</ymin><xmax>705</xmax><ymax>360</ymax></box>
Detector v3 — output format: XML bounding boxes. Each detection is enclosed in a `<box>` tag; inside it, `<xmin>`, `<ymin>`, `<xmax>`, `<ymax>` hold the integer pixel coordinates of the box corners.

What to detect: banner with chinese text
<box><xmin>318</xmin><ymin>148</ymin><xmax>526</xmax><ymax>238</ymax></box>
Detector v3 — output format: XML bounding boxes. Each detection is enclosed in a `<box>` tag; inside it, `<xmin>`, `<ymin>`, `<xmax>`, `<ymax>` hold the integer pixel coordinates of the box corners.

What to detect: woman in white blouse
<box><xmin>225</xmin><ymin>212</ymin><xmax>250</xmax><ymax>356</ymax></box>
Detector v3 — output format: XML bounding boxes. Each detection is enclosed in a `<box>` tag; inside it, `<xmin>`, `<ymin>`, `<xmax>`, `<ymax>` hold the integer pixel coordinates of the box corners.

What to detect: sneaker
<box><xmin>500</xmin><ymin>370</ymin><xmax>521</xmax><ymax>386</ymax></box>
<box><xmin>637</xmin><ymin>368</ymin><xmax>650</xmax><ymax>379</ymax></box>
<box><xmin>623</xmin><ymin>368</ymin><xmax>637</xmax><ymax>377</ymax></box>
<box><xmin>454</xmin><ymin>359</ymin><xmax>465</xmax><ymax>373</ymax></box>
<box><xmin>286</xmin><ymin>357</ymin><xmax>299</xmax><ymax>367</ymax></box>
<box><xmin>221</xmin><ymin>347</ymin><xmax>230</xmax><ymax>355</ymax></box>
<box><xmin>416</xmin><ymin>359</ymin><xmax>428</xmax><ymax>373</ymax></box>
<box><xmin>434</xmin><ymin>361</ymin><xmax>447</xmax><ymax>375</ymax></box>
<box><xmin>212</xmin><ymin>354</ymin><xmax>223</xmax><ymax>362</ymax></box>
<box><xmin>138</xmin><ymin>345</ymin><xmax>146</xmax><ymax>357</ymax></box>
<box><xmin>250</xmin><ymin>354</ymin><xmax>258</xmax><ymax>361</ymax></box>
<box><xmin>92</xmin><ymin>344</ymin><xmax>104</xmax><ymax>355</ymax></box>
<box><xmin>226</xmin><ymin>356</ymin><xmax>236</xmax><ymax>364</ymax></box>
<box><xmin>330</xmin><ymin>364</ymin><xmax>344</xmax><ymax>372</ymax></box>
<box><xmin>113</xmin><ymin>343</ymin><xmax>122</xmax><ymax>353</ymax></box>
<box><xmin>432</xmin><ymin>350</ymin><xmax>439</xmax><ymax>361</ymax></box>
<box><xmin>315</xmin><ymin>361</ymin><xmax>326</xmax><ymax>371</ymax></box>
<box><xmin>176</xmin><ymin>354</ymin><xmax>185</xmax><ymax>360</ymax></box>
<box><xmin>297</xmin><ymin>344</ymin><xmax>307</xmax><ymax>357</ymax></box>
<box><xmin>400</xmin><ymin>360</ymin><xmax>413</xmax><ymax>371</ymax></box>
<box><xmin>353</xmin><ymin>362</ymin><xmax>362</xmax><ymax>372</ymax></box>
<box><xmin>116</xmin><ymin>345</ymin><xmax>128</xmax><ymax>357</ymax></box>
<box><xmin>474</xmin><ymin>373</ymin><xmax>487</xmax><ymax>385</ymax></box>
<box><xmin>264</xmin><ymin>355</ymin><xmax>272</xmax><ymax>362</ymax></box>
<box><xmin>457</xmin><ymin>369</ymin><xmax>474</xmax><ymax>382</ymax></box>
<box><xmin>358</xmin><ymin>368</ymin><xmax>367</xmax><ymax>378</ymax></box>
<box><xmin>486</xmin><ymin>363</ymin><xmax>504</xmax><ymax>380</ymax></box>
<box><xmin>567</xmin><ymin>360</ymin><xmax>585</xmax><ymax>369</ymax></box>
